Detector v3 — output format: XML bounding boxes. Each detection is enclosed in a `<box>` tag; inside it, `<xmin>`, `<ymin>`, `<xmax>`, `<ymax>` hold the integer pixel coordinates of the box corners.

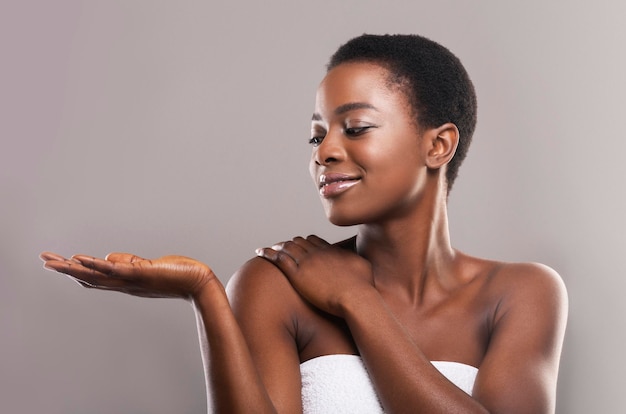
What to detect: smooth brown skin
<box><xmin>41</xmin><ymin>62</ymin><xmax>568</xmax><ymax>413</ymax></box>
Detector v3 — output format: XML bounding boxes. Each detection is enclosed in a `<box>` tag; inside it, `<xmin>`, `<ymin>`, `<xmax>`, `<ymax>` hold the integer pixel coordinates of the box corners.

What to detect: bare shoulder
<box><xmin>226</xmin><ymin>256</ymin><xmax>303</xmax><ymax>317</ymax></box>
<box><xmin>226</xmin><ymin>256</ymin><xmax>289</xmax><ymax>300</ymax></box>
<box><xmin>488</xmin><ymin>261</ymin><xmax>568</xmax><ymax>310</ymax></box>
<box><xmin>457</xmin><ymin>251</ymin><xmax>567</xmax><ymax>309</ymax></box>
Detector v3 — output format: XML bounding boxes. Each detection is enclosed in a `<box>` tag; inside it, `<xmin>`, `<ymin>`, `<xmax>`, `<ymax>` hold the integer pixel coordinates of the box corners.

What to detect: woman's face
<box><xmin>310</xmin><ymin>62</ymin><xmax>430</xmax><ymax>226</ymax></box>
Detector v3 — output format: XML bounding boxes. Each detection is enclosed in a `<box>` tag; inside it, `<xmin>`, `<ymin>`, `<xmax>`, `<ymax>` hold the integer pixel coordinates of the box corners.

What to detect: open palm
<box><xmin>40</xmin><ymin>251</ymin><xmax>216</xmax><ymax>300</ymax></box>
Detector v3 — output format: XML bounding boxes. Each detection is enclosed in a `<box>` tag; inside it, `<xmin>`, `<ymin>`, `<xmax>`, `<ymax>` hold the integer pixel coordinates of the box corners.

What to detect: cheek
<box><xmin>359</xmin><ymin>139</ymin><xmax>415</xmax><ymax>175</ymax></box>
<box><xmin>365</xmin><ymin>143</ymin><xmax>424</xmax><ymax>194</ymax></box>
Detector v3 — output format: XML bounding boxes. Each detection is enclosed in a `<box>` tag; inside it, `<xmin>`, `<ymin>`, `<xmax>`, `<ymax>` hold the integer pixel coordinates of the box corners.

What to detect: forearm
<box><xmin>193</xmin><ymin>279</ymin><xmax>277</xmax><ymax>414</ymax></box>
<box><xmin>342</xmin><ymin>290</ymin><xmax>488</xmax><ymax>414</ymax></box>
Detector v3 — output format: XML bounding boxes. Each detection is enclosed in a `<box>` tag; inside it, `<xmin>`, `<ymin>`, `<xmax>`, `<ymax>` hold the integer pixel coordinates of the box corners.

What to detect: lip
<box><xmin>319</xmin><ymin>173</ymin><xmax>361</xmax><ymax>198</ymax></box>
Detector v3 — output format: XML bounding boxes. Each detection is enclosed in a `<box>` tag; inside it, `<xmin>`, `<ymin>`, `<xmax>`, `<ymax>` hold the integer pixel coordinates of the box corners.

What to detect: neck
<box><xmin>355</xmin><ymin>186</ymin><xmax>456</xmax><ymax>304</ymax></box>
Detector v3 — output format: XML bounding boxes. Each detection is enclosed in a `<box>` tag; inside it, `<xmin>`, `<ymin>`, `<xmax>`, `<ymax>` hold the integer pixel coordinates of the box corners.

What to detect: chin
<box><xmin>326</xmin><ymin>211</ymin><xmax>365</xmax><ymax>227</ymax></box>
<box><xmin>329</xmin><ymin>218</ymin><xmax>359</xmax><ymax>227</ymax></box>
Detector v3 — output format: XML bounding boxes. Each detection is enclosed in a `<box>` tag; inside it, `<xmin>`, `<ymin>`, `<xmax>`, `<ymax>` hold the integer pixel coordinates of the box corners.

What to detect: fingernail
<box><xmin>255</xmin><ymin>248</ymin><xmax>263</xmax><ymax>256</ymax></box>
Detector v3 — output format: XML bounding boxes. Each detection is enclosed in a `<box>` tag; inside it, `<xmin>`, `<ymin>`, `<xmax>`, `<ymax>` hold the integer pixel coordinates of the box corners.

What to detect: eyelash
<box><xmin>309</xmin><ymin>126</ymin><xmax>374</xmax><ymax>146</ymax></box>
<box><xmin>345</xmin><ymin>127</ymin><xmax>369</xmax><ymax>136</ymax></box>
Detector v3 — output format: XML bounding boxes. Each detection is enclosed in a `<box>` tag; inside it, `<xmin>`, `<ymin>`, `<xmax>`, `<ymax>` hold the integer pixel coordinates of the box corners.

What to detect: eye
<box><xmin>308</xmin><ymin>136</ymin><xmax>324</xmax><ymax>146</ymax></box>
<box><xmin>345</xmin><ymin>126</ymin><xmax>373</xmax><ymax>136</ymax></box>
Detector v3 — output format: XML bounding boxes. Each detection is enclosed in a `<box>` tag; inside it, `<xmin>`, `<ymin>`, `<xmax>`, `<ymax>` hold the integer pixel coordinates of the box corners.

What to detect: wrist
<box><xmin>338</xmin><ymin>286</ymin><xmax>383</xmax><ymax>319</ymax></box>
<box><xmin>191</xmin><ymin>273</ymin><xmax>227</xmax><ymax>308</ymax></box>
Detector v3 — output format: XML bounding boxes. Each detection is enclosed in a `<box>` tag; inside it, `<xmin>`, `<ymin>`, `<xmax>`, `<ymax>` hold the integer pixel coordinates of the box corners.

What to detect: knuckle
<box><xmin>274</xmin><ymin>251</ymin><xmax>295</xmax><ymax>268</ymax></box>
<box><xmin>108</xmin><ymin>262</ymin><xmax>118</xmax><ymax>277</ymax></box>
<box><xmin>275</xmin><ymin>251</ymin><xmax>288</xmax><ymax>263</ymax></box>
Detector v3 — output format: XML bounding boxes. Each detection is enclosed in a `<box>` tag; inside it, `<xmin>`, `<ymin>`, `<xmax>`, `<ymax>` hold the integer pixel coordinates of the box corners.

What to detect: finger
<box><xmin>65</xmin><ymin>274</ymin><xmax>98</xmax><ymax>289</ymax></box>
<box><xmin>270</xmin><ymin>242</ymin><xmax>286</xmax><ymax>251</ymax></box>
<box><xmin>266</xmin><ymin>241</ymin><xmax>293</xmax><ymax>254</ymax></box>
<box><xmin>66</xmin><ymin>273</ymin><xmax>141</xmax><ymax>293</ymax></box>
<box><xmin>73</xmin><ymin>254</ymin><xmax>141</xmax><ymax>280</ymax></box>
<box><xmin>279</xmin><ymin>240</ymin><xmax>308</xmax><ymax>264</ymax></box>
<box><xmin>42</xmin><ymin>257</ymin><xmax>76</xmax><ymax>273</ymax></box>
<box><xmin>74</xmin><ymin>279</ymin><xmax>96</xmax><ymax>289</ymax></box>
<box><xmin>40</xmin><ymin>251</ymin><xmax>68</xmax><ymax>262</ymax></box>
<box><xmin>290</xmin><ymin>236</ymin><xmax>314</xmax><ymax>252</ymax></box>
<box><xmin>306</xmin><ymin>235</ymin><xmax>331</xmax><ymax>248</ymax></box>
<box><xmin>46</xmin><ymin>258</ymin><xmax>133</xmax><ymax>289</ymax></box>
<box><xmin>255</xmin><ymin>247</ymin><xmax>299</xmax><ymax>276</ymax></box>
<box><xmin>105</xmin><ymin>252</ymin><xmax>146</xmax><ymax>263</ymax></box>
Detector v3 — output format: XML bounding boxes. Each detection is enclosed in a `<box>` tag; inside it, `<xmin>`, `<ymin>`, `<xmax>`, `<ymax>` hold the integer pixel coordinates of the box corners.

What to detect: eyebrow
<box><xmin>311</xmin><ymin>102</ymin><xmax>378</xmax><ymax>121</ymax></box>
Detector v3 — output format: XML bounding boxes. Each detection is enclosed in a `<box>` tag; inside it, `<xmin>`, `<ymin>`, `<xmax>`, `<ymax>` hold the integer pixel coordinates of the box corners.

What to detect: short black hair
<box><xmin>328</xmin><ymin>34</ymin><xmax>477</xmax><ymax>191</ymax></box>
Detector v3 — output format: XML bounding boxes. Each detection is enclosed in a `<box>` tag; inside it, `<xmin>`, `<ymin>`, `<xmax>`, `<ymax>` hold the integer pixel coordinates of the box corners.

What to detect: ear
<box><xmin>423</xmin><ymin>123</ymin><xmax>459</xmax><ymax>170</ymax></box>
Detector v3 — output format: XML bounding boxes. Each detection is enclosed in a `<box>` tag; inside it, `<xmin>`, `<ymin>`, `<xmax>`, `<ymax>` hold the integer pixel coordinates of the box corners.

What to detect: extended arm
<box><xmin>40</xmin><ymin>252</ymin><xmax>302</xmax><ymax>413</ymax></box>
<box><xmin>193</xmin><ymin>278</ymin><xmax>278</xmax><ymax>413</ymax></box>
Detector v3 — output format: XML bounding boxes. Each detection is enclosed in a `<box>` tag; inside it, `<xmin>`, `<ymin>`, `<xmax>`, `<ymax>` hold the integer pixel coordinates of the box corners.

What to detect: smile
<box><xmin>319</xmin><ymin>173</ymin><xmax>361</xmax><ymax>198</ymax></box>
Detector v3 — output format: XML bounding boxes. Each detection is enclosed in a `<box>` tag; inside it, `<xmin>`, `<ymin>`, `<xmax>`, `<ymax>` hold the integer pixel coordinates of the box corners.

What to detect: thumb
<box><xmin>105</xmin><ymin>253</ymin><xmax>146</xmax><ymax>263</ymax></box>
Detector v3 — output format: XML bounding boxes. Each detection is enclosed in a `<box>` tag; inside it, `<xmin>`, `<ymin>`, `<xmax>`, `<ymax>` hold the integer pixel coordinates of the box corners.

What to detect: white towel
<box><xmin>300</xmin><ymin>354</ymin><xmax>478</xmax><ymax>413</ymax></box>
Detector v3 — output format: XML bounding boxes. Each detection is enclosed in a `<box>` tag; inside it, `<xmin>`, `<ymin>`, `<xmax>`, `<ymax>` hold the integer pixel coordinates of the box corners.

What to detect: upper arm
<box><xmin>474</xmin><ymin>263</ymin><xmax>568</xmax><ymax>414</ymax></box>
<box><xmin>226</xmin><ymin>257</ymin><xmax>303</xmax><ymax>413</ymax></box>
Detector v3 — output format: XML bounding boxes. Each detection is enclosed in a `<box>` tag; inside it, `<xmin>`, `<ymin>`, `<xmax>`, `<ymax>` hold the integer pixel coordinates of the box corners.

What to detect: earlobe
<box><xmin>425</xmin><ymin>123</ymin><xmax>459</xmax><ymax>170</ymax></box>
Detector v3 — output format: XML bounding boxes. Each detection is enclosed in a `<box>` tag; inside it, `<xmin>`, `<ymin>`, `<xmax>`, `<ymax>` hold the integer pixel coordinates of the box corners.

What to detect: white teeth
<box><xmin>321</xmin><ymin>179</ymin><xmax>347</xmax><ymax>187</ymax></box>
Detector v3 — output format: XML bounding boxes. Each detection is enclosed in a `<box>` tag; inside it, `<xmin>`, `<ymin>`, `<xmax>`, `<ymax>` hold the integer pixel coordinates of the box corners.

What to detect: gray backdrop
<box><xmin>2</xmin><ymin>1</ymin><xmax>625</xmax><ymax>413</ymax></box>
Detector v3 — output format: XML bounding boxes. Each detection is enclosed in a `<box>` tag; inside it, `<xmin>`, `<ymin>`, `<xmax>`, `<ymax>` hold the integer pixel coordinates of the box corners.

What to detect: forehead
<box><xmin>315</xmin><ymin>62</ymin><xmax>407</xmax><ymax>116</ymax></box>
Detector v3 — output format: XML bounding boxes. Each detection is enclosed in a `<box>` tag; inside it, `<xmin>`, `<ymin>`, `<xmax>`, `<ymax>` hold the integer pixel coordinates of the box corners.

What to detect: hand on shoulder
<box><xmin>254</xmin><ymin>235</ymin><xmax>374</xmax><ymax>317</ymax></box>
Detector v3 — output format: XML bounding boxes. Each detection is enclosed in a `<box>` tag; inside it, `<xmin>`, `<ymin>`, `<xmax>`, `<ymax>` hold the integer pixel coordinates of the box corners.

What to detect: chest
<box><xmin>296</xmin><ymin>288</ymin><xmax>494</xmax><ymax>368</ymax></box>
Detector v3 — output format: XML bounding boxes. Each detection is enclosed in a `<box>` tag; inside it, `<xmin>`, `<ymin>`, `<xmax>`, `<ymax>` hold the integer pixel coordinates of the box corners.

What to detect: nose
<box><xmin>313</xmin><ymin>129</ymin><xmax>345</xmax><ymax>166</ymax></box>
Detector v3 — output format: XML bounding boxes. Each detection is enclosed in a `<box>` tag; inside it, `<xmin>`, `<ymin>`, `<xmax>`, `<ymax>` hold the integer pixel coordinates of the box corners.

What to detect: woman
<box><xmin>41</xmin><ymin>34</ymin><xmax>568</xmax><ymax>413</ymax></box>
